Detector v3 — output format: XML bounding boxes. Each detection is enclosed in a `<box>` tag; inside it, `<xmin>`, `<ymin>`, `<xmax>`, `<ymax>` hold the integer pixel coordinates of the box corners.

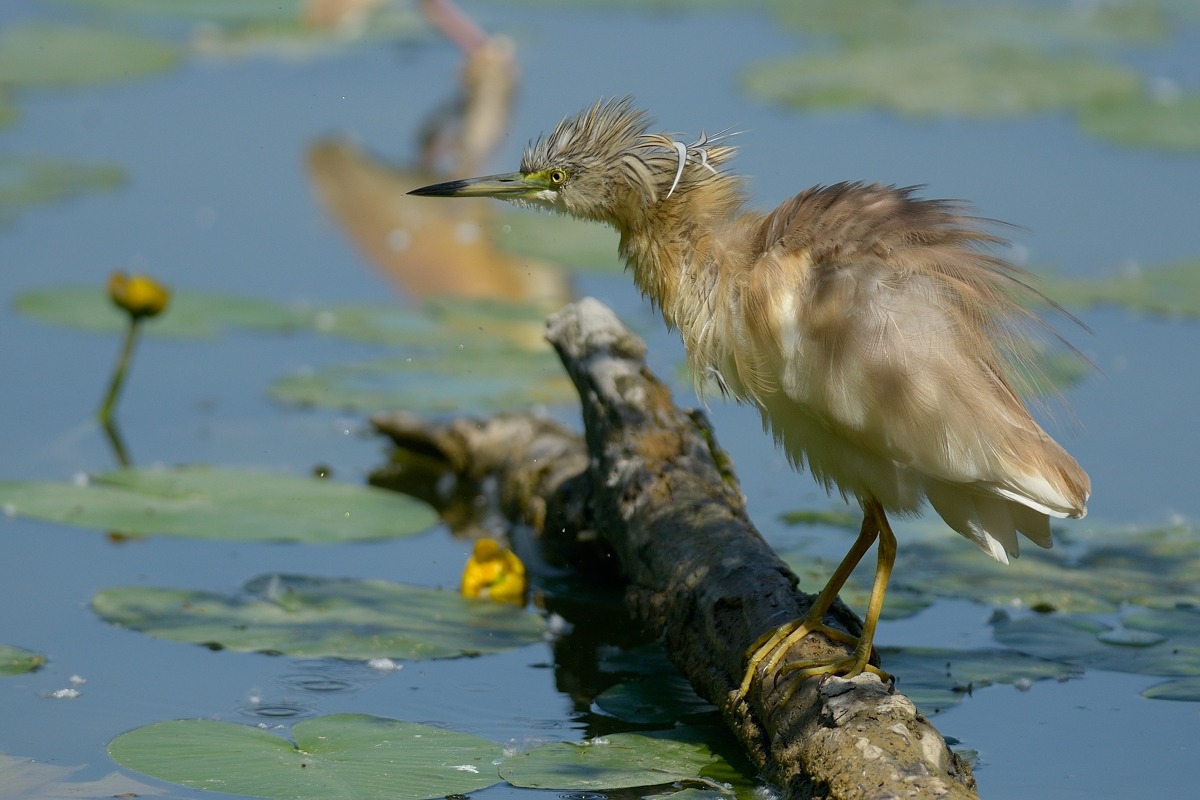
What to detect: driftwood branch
<box><xmin>372</xmin><ymin>298</ymin><xmax>978</xmax><ymax>800</ymax></box>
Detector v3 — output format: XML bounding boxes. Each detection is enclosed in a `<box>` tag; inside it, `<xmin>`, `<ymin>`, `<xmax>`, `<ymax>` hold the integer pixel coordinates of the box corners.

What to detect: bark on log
<box><xmin>372</xmin><ymin>298</ymin><xmax>979</xmax><ymax>800</ymax></box>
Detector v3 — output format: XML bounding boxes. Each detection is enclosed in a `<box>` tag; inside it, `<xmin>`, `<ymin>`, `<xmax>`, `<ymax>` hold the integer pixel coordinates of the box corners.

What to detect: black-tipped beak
<box><xmin>408</xmin><ymin>172</ymin><xmax>546</xmax><ymax>199</ymax></box>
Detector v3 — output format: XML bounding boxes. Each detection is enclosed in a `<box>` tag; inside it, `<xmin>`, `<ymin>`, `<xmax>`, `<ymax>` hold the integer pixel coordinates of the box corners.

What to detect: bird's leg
<box><xmin>736</xmin><ymin>507</ymin><xmax>880</xmax><ymax>700</ymax></box>
<box><xmin>781</xmin><ymin>502</ymin><xmax>897</xmax><ymax>686</ymax></box>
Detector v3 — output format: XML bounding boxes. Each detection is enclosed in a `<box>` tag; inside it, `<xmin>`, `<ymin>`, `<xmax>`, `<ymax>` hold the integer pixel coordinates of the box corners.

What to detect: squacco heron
<box><xmin>411</xmin><ymin>97</ymin><xmax>1090</xmax><ymax>692</ymax></box>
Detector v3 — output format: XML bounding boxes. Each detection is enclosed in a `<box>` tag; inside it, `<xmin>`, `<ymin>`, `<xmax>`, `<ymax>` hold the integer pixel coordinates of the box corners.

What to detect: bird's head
<box><xmin>410</xmin><ymin>97</ymin><xmax>736</xmax><ymax>227</ymax></box>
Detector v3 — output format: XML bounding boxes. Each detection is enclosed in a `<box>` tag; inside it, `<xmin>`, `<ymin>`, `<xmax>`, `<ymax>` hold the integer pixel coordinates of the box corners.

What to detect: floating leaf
<box><xmin>594</xmin><ymin>674</ymin><xmax>718</xmax><ymax>725</ymax></box>
<box><xmin>0</xmin><ymin>644</ymin><xmax>45</xmax><ymax>676</ymax></box>
<box><xmin>0</xmin><ymin>24</ymin><xmax>178</xmax><ymax>88</ymax></box>
<box><xmin>0</xmin><ymin>752</ymin><xmax>168</xmax><ymax>799</ymax></box>
<box><xmin>744</xmin><ymin>42</ymin><xmax>1139</xmax><ymax>119</ymax></box>
<box><xmin>0</xmin><ymin>157</ymin><xmax>124</xmax><ymax>225</ymax></box>
<box><xmin>500</xmin><ymin>733</ymin><xmax>720</xmax><ymax>790</ymax></box>
<box><xmin>1081</xmin><ymin>92</ymin><xmax>1200</xmax><ymax>152</ymax></box>
<box><xmin>1142</xmin><ymin>677</ymin><xmax>1200</xmax><ymax>703</ymax></box>
<box><xmin>993</xmin><ymin>608</ymin><xmax>1200</xmax><ymax>678</ymax></box>
<box><xmin>269</xmin><ymin>346</ymin><xmax>574</xmax><ymax>413</ymax></box>
<box><xmin>779</xmin><ymin>508</ymin><xmax>861</xmax><ymax>530</ymax></box>
<box><xmin>14</xmin><ymin>286</ymin><xmax>313</xmax><ymax>338</ymax></box>
<box><xmin>1041</xmin><ymin>260</ymin><xmax>1200</xmax><ymax>319</ymax></box>
<box><xmin>880</xmin><ymin>646</ymin><xmax>1079</xmax><ymax>715</ymax></box>
<box><xmin>493</xmin><ymin>210</ymin><xmax>624</xmax><ymax>274</ymax></box>
<box><xmin>0</xmin><ymin>466</ymin><xmax>437</xmax><ymax>543</ymax></box>
<box><xmin>93</xmin><ymin>573</ymin><xmax>546</xmax><ymax>659</ymax></box>
<box><xmin>108</xmin><ymin>715</ymin><xmax>504</xmax><ymax>800</ymax></box>
<box><xmin>769</xmin><ymin>0</ymin><xmax>1165</xmax><ymax>49</ymax></box>
<box><xmin>53</xmin><ymin>0</ymin><xmax>306</xmax><ymax>21</ymax></box>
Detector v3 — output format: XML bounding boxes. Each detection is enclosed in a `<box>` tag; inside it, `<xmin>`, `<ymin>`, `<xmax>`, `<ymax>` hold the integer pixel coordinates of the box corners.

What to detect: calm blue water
<box><xmin>2</xmin><ymin>2</ymin><xmax>1199</xmax><ymax>798</ymax></box>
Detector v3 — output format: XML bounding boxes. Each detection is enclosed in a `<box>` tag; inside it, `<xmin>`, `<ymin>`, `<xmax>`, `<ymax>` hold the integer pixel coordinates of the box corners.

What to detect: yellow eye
<box><xmin>548</xmin><ymin>169</ymin><xmax>567</xmax><ymax>186</ymax></box>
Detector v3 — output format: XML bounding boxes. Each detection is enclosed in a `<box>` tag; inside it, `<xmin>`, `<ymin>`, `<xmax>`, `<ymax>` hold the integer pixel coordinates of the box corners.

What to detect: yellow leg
<box><xmin>737</xmin><ymin>500</ymin><xmax>897</xmax><ymax>701</ymax></box>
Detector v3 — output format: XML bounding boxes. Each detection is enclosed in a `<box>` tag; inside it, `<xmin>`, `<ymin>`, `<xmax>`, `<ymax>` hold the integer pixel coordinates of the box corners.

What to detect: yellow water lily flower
<box><xmin>107</xmin><ymin>271</ymin><xmax>171</xmax><ymax>319</ymax></box>
<box><xmin>460</xmin><ymin>538</ymin><xmax>527</xmax><ymax>605</ymax></box>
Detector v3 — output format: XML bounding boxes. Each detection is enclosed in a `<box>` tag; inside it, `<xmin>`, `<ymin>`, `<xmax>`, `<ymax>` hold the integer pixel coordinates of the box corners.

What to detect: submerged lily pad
<box><xmin>14</xmin><ymin>286</ymin><xmax>313</xmax><ymax>338</ymax></box>
<box><xmin>770</xmin><ymin>0</ymin><xmax>1165</xmax><ymax>48</ymax></box>
<box><xmin>880</xmin><ymin>646</ymin><xmax>1079</xmax><ymax>715</ymax></box>
<box><xmin>1041</xmin><ymin>260</ymin><xmax>1200</xmax><ymax>319</ymax></box>
<box><xmin>0</xmin><ymin>24</ymin><xmax>179</xmax><ymax>88</ymax></box>
<box><xmin>500</xmin><ymin>733</ymin><xmax>721</xmax><ymax>791</ymax></box>
<box><xmin>270</xmin><ymin>346</ymin><xmax>575</xmax><ymax>413</ymax></box>
<box><xmin>0</xmin><ymin>644</ymin><xmax>45</xmax><ymax>676</ymax></box>
<box><xmin>1142</xmin><ymin>677</ymin><xmax>1200</xmax><ymax>703</ymax></box>
<box><xmin>0</xmin><ymin>157</ymin><xmax>124</xmax><ymax>226</ymax></box>
<box><xmin>108</xmin><ymin>715</ymin><xmax>504</xmax><ymax>800</ymax></box>
<box><xmin>0</xmin><ymin>466</ymin><xmax>437</xmax><ymax>543</ymax></box>
<box><xmin>993</xmin><ymin>608</ymin><xmax>1200</xmax><ymax>678</ymax></box>
<box><xmin>93</xmin><ymin>573</ymin><xmax>546</xmax><ymax>659</ymax></box>
<box><xmin>53</xmin><ymin>0</ymin><xmax>306</xmax><ymax>20</ymax></box>
<box><xmin>744</xmin><ymin>43</ymin><xmax>1139</xmax><ymax>119</ymax></box>
<box><xmin>0</xmin><ymin>752</ymin><xmax>168</xmax><ymax>799</ymax></box>
<box><xmin>493</xmin><ymin>211</ymin><xmax>624</xmax><ymax>274</ymax></box>
<box><xmin>1080</xmin><ymin>93</ymin><xmax>1200</xmax><ymax>152</ymax></box>
<box><xmin>594</xmin><ymin>674</ymin><xmax>718</xmax><ymax>725</ymax></box>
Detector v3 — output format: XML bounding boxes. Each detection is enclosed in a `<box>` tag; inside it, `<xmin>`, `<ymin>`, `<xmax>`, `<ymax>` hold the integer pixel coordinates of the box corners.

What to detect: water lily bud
<box><xmin>107</xmin><ymin>271</ymin><xmax>171</xmax><ymax>319</ymax></box>
<box><xmin>461</xmin><ymin>538</ymin><xmax>527</xmax><ymax>605</ymax></box>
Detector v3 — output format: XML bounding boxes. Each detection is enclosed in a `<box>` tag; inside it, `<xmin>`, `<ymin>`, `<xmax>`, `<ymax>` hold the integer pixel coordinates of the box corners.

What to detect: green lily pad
<box><xmin>0</xmin><ymin>466</ymin><xmax>437</xmax><ymax>543</ymax></box>
<box><xmin>0</xmin><ymin>24</ymin><xmax>178</xmax><ymax>88</ymax></box>
<box><xmin>53</xmin><ymin>0</ymin><xmax>307</xmax><ymax>21</ymax></box>
<box><xmin>744</xmin><ymin>42</ymin><xmax>1139</xmax><ymax>119</ymax></box>
<box><xmin>769</xmin><ymin>0</ymin><xmax>1165</xmax><ymax>48</ymax></box>
<box><xmin>269</xmin><ymin>346</ymin><xmax>575</xmax><ymax>413</ymax></box>
<box><xmin>93</xmin><ymin>573</ymin><xmax>546</xmax><ymax>659</ymax></box>
<box><xmin>0</xmin><ymin>157</ymin><xmax>124</xmax><ymax>226</ymax></box>
<box><xmin>108</xmin><ymin>715</ymin><xmax>504</xmax><ymax>800</ymax></box>
<box><xmin>993</xmin><ymin>608</ymin><xmax>1200</xmax><ymax>678</ymax></box>
<box><xmin>14</xmin><ymin>286</ymin><xmax>313</xmax><ymax>339</ymax></box>
<box><xmin>1041</xmin><ymin>260</ymin><xmax>1200</xmax><ymax>319</ymax></box>
<box><xmin>0</xmin><ymin>644</ymin><xmax>46</xmax><ymax>676</ymax></box>
<box><xmin>880</xmin><ymin>646</ymin><xmax>1079</xmax><ymax>715</ymax></box>
<box><xmin>1142</xmin><ymin>677</ymin><xmax>1200</xmax><ymax>703</ymax></box>
<box><xmin>0</xmin><ymin>752</ymin><xmax>168</xmax><ymax>799</ymax></box>
<box><xmin>594</xmin><ymin>674</ymin><xmax>718</xmax><ymax>725</ymax></box>
<box><xmin>1080</xmin><ymin>93</ymin><xmax>1200</xmax><ymax>152</ymax></box>
<box><xmin>500</xmin><ymin>732</ymin><xmax>721</xmax><ymax>790</ymax></box>
<box><xmin>493</xmin><ymin>210</ymin><xmax>624</xmax><ymax>274</ymax></box>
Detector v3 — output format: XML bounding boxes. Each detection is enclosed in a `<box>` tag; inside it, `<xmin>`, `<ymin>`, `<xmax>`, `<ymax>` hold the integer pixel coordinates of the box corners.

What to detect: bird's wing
<box><xmin>738</xmin><ymin>182</ymin><xmax>1089</xmax><ymax>522</ymax></box>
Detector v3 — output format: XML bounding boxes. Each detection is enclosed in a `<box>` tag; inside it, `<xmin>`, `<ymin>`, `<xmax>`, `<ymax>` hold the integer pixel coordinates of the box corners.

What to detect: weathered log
<box><xmin>372</xmin><ymin>298</ymin><xmax>978</xmax><ymax>800</ymax></box>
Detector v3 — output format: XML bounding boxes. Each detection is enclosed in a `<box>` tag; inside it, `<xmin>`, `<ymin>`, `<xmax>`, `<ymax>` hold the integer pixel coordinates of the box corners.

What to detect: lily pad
<box><xmin>1142</xmin><ymin>677</ymin><xmax>1200</xmax><ymax>703</ymax></box>
<box><xmin>269</xmin><ymin>347</ymin><xmax>575</xmax><ymax>413</ymax></box>
<box><xmin>0</xmin><ymin>157</ymin><xmax>124</xmax><ymax>226</ymax></box>
<box><xmin>993</xmin><ymin>608</ymin><xmax>1200</xmax><ymax>678</ymax></box>
<box><xmin>744</xmin><ymin>42</ymin><xmax>1139</xmax><ymax>119</ymax></box>
<box><xmin>500</xmin><ymin>732</ymin><xmax>721</xmax><ymax>790</ymax></box>
<box><xmin>0</xmin><ymin>466</ymin><xmax>438</xmax><ymax>543</ymax></box>
<box><xmin>0</xmin><ymin>644</ymin><xmax>46</xmax><ymax>676</ymax></box>
<box><xmin>1080</xmin><ymin>93</ymin><xmax>1200</xmax><ymax>152</ymax></box>
<box><xmin>769</xmin><ymin>0</ymin><xmax>1165</xmax><ymax>49</ymax></box>
<box><xmin>108</xmin><ymin>715</ymin><xmax>504</xmax><ymax>800</ymax></box>
<box><xmin>14</xmin><ymin>286</ymin><xmax>313</xmax><ymax>338</ymax></box>
<box><xmin>53</xmin><ymin>0</ymin><xmax>306</xmax><ymax>21</ymax></box>
<box><xmin>880</xmin><ymin>646</ymin><xmax>1079</xmax><ymax>715</ymax></box>
<box><xmin>92</xmin><ymin>573</ymin><xmax>546</xmax><ymax>659</ymax></box>
<box><xmin>0</xmin><ymin>752</ymin><xmax>168</xmax><ymax>799</ymax></box>
<box><xmin>594</xmin><ymin>674</ymin><xmax>718</xmax><ymax>724</ymax></box>
<box><xmin>493</xmin><ymin>210</ymin><xmax>624</xmax><ymax>274</ymax></box>
<box><xmin>1041</xmin><ymin>260</ymin><xmax>1200</xmax><ymax>319</ymax></box>
<box><xmin>0</xmin><ymin>24</ymin><xmax>179</xmax><ymax>88</ymax></box>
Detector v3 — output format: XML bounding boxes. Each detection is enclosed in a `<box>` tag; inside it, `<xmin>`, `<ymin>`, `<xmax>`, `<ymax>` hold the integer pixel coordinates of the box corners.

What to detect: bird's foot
<box><xmin>736</xmin><ymin>617</ymin><xmax>862</xmax><ymax>702</ymax></box>
<box><xmin>775</xmin><ymin>650</ymin><xmax>892</xmax><ymax>705</ymax></box>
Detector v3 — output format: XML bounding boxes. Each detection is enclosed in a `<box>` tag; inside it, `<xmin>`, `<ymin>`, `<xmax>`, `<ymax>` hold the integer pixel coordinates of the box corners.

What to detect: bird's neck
<box><xmin>615</xmin><ymin>176</ymin><xmax>747</xmax><ymax>335</ymax></box>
